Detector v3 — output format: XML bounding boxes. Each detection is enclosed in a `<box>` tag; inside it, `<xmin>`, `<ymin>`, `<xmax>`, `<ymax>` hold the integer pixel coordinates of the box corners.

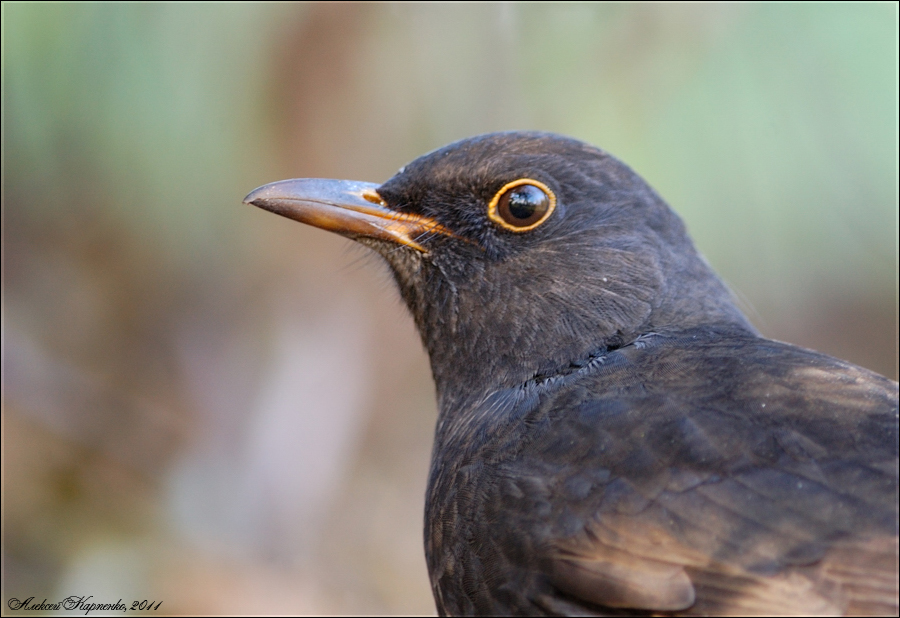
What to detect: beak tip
<box><xmin>242</xmin><ymin>189</ymin><xmax>262</xmax><ymax>206</ymax></box>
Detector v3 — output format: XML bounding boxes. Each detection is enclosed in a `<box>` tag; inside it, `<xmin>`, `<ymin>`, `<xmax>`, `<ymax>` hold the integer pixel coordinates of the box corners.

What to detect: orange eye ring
<box><xmin>487</xmin><ymin>179</ymin><xmax>556</xmax><ymax>232</ymax></box>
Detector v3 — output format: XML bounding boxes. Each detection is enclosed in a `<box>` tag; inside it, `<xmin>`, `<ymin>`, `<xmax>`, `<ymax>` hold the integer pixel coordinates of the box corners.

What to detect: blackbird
<box><xmin>244</xmin><ymin>132</ymin><xmax>899</xmax><ymax>616</ymax></box>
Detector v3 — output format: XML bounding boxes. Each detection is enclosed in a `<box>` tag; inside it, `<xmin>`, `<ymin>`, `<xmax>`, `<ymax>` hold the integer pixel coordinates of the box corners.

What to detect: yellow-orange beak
<box><xmin>244</xmin><ymin>179</ymin><xmax>453</xmax><ymax>253</ymax></box>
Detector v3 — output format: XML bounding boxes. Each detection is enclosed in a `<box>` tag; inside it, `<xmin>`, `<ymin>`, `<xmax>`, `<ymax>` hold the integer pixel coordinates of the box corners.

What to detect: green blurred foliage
<box><xmin>4</xmin><ymin>3</ymin><xmax>286</xmax><ymax>260</ymax></box>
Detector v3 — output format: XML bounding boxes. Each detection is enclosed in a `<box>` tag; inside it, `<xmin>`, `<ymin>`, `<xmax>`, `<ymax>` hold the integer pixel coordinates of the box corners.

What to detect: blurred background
<box><xmin>2</xmin><ymin>4</ymin><xmax>897</xmax><ymax>615</ymax></box>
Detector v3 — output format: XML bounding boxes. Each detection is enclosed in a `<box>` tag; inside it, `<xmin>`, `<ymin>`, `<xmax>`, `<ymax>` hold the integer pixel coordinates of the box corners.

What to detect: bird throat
<box><xmin>387</xmin><ymin>256</ymin><xmax>653</xmax><ymax>413</ymax></box>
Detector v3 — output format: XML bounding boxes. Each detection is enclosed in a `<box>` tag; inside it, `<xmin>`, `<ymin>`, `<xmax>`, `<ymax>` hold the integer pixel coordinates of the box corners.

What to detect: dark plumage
<box><xmin>245</xmin><ymin>132</ymin><xmax>899</xmax><ymax>616</ymax></box>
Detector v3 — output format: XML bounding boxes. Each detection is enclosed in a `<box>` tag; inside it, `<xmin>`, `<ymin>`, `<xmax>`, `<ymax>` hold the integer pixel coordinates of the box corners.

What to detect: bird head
<box><xmin>245</xmin><ymin>132</ymin><xmax>754</xmax><ymax>408</ymax></box>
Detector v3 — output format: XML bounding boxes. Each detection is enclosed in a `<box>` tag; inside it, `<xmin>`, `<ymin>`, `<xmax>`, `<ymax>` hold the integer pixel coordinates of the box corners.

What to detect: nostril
<box><xmin>362</xmin><ymin>189</ymin><xmax>386</xmax><ymax>206</ymax></box>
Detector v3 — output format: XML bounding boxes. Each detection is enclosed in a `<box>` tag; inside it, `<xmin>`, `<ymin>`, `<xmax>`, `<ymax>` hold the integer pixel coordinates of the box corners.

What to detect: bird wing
<box><xmin>523</xmin><ymin>332</ymin><xmax>900</xmax><ymax>616</ymax></box>
<box><xmin>546</xmin><ymin>486</ymin><xmax>898</xmax><ymax>616</ymax></box>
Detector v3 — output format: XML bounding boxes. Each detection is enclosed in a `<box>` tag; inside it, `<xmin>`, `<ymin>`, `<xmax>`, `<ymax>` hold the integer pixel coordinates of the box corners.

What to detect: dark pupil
<box><xmin>505</xmin><ymin>185</ymin><xmax>547</xmax><ymax>222</ymax></box>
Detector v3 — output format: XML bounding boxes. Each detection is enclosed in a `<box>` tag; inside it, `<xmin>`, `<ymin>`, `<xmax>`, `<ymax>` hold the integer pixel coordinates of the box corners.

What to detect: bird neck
<box><xmin>402</xmin><ymin>251</ymin><xmax>756</xmax><ymax>415</ymax></box>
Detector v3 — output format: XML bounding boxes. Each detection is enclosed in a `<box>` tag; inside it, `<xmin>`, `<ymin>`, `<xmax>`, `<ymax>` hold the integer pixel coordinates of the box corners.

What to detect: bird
<box><xmin>244</xmin><ymin>132</ymin><xmax>899</xmax><ymax>616</ymax></box>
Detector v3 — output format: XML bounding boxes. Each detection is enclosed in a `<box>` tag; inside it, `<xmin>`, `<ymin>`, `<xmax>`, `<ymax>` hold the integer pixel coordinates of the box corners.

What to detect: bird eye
<box><xmin>488</xmin><ymin>179</ymin><xmax>556</xmax><ymax>232</ymax></box>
